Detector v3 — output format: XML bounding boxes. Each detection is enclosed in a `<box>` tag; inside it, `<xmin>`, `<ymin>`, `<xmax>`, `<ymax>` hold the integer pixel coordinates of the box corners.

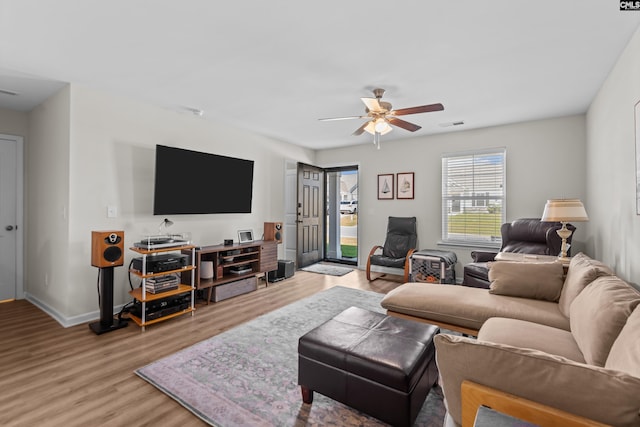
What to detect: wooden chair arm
<box><xmin>403</xmin><ymin>248</ymin><xmax>416</xmax><ymax>282</ymax></box>
<box><xmin>461</xmin><ymin>381</ymin><xmax>610</xmax><ymax>427</ymax></box>
<box><xmin>368</xmin><ymin>245</ymin><xmax>384</xmax><ymax>258</ymax></box>
<box><xmin>366</xmin><ymin>245</ymin><xmax>384</xmax><ymax>281</ymax></box>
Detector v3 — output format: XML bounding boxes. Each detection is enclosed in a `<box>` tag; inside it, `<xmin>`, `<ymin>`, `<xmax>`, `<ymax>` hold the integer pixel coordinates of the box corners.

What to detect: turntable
<box><xmin>134</xmin><ymin>234</ymin><xmax>191</xmax><ymax>250</ymax></box>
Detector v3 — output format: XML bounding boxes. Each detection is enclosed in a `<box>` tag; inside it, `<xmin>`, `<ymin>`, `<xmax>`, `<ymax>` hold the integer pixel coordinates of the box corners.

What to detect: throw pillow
<box><xmin>488</xmin><ymin>261</ymin><xmax>564</xmax><ymax>302</ymax></box>
<box><xmin>570</xmin><ymin>275</ymin><xmax>640</xmax><ymax>366</ymax></box>
<box><xmin>558</xmin><ymin>252</ymin><xmax>614</xmax><ymax>317</ymax></box>
<box><xmin>606</xmin><ymin>306</ymin><xmax>640</xmax><ymax>378</ymax></box>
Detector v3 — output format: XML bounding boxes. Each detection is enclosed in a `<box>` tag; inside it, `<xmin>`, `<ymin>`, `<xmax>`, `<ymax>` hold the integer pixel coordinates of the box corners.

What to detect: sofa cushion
<box><xmin>488</xmin><ymin>261</ymin><xmax>564</xmax><ymax>302</ymax></box>
<box><xmin>558</xmin><ymin>252</ymin><xmax>614</xmax><ymax>317</ymax></box>
<box><xmin>606</xmin><ymin>305</ymin><xmax>640</xmax><ymax>377</ymax></box>
<box><xmin>570</xmin><ymin>275</ymin><xmax>640</xmax><ymax>366</ymax></box>
<box><xmin>478</xmin><ymin>317</ymin><xmax>585</xmax><ymax>363</ymax></box>
<box><xmin>434</xmin><ymin>333</ymin><xmax>640</xmax><ymax>427</ymax></box>
<box><xmin>381</xmin><ymin>282</ymin><xmax>570</xmax><ymax>332</ymax></box>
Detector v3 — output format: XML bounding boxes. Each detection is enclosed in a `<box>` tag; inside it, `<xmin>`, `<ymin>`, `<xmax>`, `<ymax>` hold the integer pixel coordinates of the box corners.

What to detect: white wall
<box><xmin>586</xmin><ymin>26</ymin><xmax>640</xmax><ymax>287</ymax></box>
<box><xmin>21</xmin><ymin>84</ymin><xmax>315</xmax><ymax>325</ymax></box>
<box><xmin>26</xmin><ymin>86</ymin><xmax>72</xmax><ymax>321</ymax></box>
<box><xmin>0</xmin><ymin>108</ymin><xmax>28</xmax><ymax>137</ymax></box>
<box><xmin>316</xmin><ymin>115</ymin><xmax>587</xmax><ymax>279</ymax></box>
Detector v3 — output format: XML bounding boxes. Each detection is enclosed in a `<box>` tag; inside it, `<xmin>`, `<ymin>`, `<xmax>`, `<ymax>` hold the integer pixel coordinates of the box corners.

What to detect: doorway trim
<box><xmin>324</xmin><ymin>164</ymin><xmax>359</xmax><ymax>266</ymax></box>
<box><xmin>1</xmin><ymin>134</ymin><xmax>24</xmax><ymax>300</ymax></box>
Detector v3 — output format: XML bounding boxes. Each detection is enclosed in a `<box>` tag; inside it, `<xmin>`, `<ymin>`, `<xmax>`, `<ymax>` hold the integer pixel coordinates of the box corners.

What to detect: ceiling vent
<box><xmin>439</xmin><ymin>121</ymin><xmax>464</xmax><ymax>127</ymax></box>
<box><xmin>0</xmin><ymin>88</ymin><xmax>19</xmax><ymax>96</ymax></box>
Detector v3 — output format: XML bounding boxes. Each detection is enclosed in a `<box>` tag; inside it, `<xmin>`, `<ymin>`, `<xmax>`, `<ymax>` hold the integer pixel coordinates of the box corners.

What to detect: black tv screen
<box><xmin>153</xmin><ymin>145</ymin><xmax>254</xmax><ymax>215</ymax></box>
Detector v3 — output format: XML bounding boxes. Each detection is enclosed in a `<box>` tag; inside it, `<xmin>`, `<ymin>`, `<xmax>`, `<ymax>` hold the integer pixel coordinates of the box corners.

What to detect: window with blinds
<box><xmin>441</xmin><ymin>148</ymin><xmax>506</xmax><ymax>246</ymax></box>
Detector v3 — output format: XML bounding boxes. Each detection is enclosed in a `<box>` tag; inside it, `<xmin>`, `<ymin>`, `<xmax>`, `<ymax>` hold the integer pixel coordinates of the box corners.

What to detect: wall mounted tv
<box><xmin>153</xmin><ymin>144</ymin><xmax>254</xmax><ymax>215</ymax></box>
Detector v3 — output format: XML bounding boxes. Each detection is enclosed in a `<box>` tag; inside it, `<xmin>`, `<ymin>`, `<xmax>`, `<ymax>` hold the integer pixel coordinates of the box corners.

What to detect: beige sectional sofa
<box><xmin>380</xmin><ymin>253</ymin><xmax>640</xmax><ymax>426</ymax></box>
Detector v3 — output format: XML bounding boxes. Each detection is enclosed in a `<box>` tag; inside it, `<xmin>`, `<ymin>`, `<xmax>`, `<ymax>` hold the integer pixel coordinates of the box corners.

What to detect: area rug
<box><xmin>300</xmin><ymin>263</ymin><xmax>354</xmax><ymax>276</ymax></box>
<box><xmin>135</xmin><ymin>286</ymin><xmax>445</xmax><ymax>426</ymax></box>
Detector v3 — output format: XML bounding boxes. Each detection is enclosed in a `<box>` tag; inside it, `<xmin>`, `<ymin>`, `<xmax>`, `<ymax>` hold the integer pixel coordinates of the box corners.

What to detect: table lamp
<box><xmin>541</xmin><ymin>199</ymin><xmax>589</xmax><ymax>260</ymax></box>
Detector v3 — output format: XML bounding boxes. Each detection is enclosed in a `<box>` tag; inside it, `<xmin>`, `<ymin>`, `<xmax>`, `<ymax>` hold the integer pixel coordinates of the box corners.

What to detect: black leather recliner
<box><xmin>463</xmin><ymin>218</ymin><xmax>576</xmax><ymax>288</ymax></box>
<box><xmin>366</xmin><ymin>216</ymin><xmax>417</xmax><ymax>282</ymax></box>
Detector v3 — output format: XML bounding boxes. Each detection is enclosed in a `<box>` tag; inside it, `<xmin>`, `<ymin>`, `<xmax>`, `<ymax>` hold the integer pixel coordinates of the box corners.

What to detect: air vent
<box><xmin>0</xmin><ymin>88</ymin><xmax>19</xmax><ymax>96</ymax></box>
<box><xmin>439</xmin><ymin>121</ymin><xmax>465</xmax><ymax>127</ymax></box>
<box><xmin>181</xmin><ymin>106</ymin><xmax>204</xmax><ymax>116</ymax></box>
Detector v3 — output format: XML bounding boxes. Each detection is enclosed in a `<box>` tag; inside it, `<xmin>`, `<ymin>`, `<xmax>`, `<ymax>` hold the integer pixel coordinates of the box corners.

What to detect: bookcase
<box><xmin>183</xmin><ymin>240</ymin><xmax>277</xmax><ymax>303</ymax></box>
<box><xmin>128</xmin><ymin>244</ymin><xmax>196</xmax><ymax>330</ymax></box>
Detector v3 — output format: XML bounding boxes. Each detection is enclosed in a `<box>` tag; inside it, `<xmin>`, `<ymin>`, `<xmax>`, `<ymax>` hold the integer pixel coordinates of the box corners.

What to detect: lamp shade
<box><xmin>541</xmin><ymin>199</ymin><xmax>589</xmax><ymax>222</ymax></box>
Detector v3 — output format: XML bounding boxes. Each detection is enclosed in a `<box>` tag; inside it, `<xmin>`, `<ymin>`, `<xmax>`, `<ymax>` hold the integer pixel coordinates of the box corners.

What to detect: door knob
<box><xmin>5</xmin><ymin>225</ymin><xmax>14</xmax><ymax>231</ymax></box>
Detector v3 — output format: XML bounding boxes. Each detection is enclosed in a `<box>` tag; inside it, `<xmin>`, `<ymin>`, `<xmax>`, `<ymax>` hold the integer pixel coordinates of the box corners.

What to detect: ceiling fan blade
<box><xmin>352</xmin><ymin>122</ymin><xmax>370</xmax><ymax>136</ymax></box>
<box><xmin>388</xmin><ymin>117</ymin><xmax>422</xmax><ymax>132</ymax></box>
<box><xmin>392</xmin><ymin>103</ymin><xmax>444</xmax><ymax>116</ymax></box>
<box><xmin>319</xmin><ymin>115</ymin><xmax>365</xmax><ymax>121</ymax></box>
<box><xmin>361</xmin><ymin>97</ymin><xmax>383</xmax><ymax>113</ymax></box>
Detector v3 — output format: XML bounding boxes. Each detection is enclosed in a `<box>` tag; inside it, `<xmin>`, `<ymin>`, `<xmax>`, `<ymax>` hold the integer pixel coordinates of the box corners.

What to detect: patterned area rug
<box><xmin>135</xmin><ymin>286</ymin><xmax>445</xmax><ymax>426</ymax></box>
<box><xmin>300</xmin><ymin>263</ymin><xmax>354</xmax><ymax>276</ymax></box>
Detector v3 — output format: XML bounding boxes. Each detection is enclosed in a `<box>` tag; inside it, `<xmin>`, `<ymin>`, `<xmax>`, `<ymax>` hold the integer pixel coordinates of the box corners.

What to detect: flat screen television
<box><xmin>153</xmin><ymin>144</ymin><xmax>254</xmax><ymax>215</ymax></box>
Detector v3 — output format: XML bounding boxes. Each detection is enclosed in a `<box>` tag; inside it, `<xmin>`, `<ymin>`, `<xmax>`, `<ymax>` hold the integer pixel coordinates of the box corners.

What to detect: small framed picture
<box><xmin>396</xmin><ymin>172</ymin><xmax>415</xmax><ymax>199</ymax></box>
<box><xmin>237</xmin><ymin>229</ymin><xmax>254</xmax><ymax>244</ymax></box>
<box><xmin>378</xmin><ymin>174</ymin><xmax>394</xmax><ymax>199</ymax></box>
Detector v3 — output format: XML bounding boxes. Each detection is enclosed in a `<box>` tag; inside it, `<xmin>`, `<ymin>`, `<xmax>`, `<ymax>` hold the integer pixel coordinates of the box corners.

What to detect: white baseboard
<box><xmin>25</xmin><ymin>292</ymin><xmax>126</xmax><ymax>328</ymax></box>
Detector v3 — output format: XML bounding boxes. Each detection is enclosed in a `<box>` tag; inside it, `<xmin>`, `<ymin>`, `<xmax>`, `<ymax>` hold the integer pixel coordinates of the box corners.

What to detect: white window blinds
<box><xmin>441</xmin><ymin>148</ymin><xmax>506</xmax><ymax>245</ymax></box>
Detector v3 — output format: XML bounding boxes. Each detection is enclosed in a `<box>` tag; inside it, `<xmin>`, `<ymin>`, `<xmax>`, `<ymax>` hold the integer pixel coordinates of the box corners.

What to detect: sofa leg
<box><xmin>301</xmin><ymin>385</ymin><xmax>313</xmax><ymax>404</ymax></box>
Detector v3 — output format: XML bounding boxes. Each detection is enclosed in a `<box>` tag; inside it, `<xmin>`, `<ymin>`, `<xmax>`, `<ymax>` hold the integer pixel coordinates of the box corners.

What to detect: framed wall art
<box><xmin>377</xmin><ymin>174</ymin><xmax>394</xmax><ymax>199</ymax></box>
<box><xmin>396</xmin><ymin>172</ymin><xmax>415</xmax><ymax>199</ymax></box>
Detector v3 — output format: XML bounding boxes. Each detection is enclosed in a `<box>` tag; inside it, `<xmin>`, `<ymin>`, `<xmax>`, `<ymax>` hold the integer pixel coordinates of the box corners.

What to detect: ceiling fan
<box><xmin>319</xmin><ymin>88</ymin><xmax>444</xmax><ymax>149</ymax></box>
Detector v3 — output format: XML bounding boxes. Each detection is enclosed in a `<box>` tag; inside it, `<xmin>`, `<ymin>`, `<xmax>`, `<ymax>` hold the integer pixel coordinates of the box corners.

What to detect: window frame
<box><xmin>441</xmin><ymin>148</ymin><xmax>506</xmax><ymax>248</ymax></box>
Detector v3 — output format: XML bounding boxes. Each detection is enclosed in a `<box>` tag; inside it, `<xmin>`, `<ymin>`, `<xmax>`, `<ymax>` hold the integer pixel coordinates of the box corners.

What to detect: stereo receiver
<box><xmin>130</xmin><ymin>293</ymin><xmax>190</xmax><ymax>321</ymax></box>
<box><xmin>132</xmin><ymin>253</ymin><xmax>189</xmax><ymax>274</ymax></box>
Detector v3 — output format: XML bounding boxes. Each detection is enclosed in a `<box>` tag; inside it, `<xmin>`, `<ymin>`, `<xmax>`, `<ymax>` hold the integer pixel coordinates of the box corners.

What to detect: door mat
<box><xmin>300</xmin><ymin>263</ymin><xmax>354</xmax><ymax>276</ymax></box>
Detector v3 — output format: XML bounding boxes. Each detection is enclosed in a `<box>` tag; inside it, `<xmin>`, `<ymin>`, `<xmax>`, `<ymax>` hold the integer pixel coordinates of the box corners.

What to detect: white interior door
<box><xmin>283</xmin><ymin>160</ymin><xmax>298</xmax><ymax>264</ymax></box>
<box><xmin>0</xmin><ymin>135</ymin><xmax>21</xmax><ymax>301</ymax></box>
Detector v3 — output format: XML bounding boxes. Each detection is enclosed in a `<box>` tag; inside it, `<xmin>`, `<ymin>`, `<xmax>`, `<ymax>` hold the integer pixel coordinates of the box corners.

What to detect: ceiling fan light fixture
<box><xmin>364</xmin><ymin>121</ymin><xmax>376</xmax><ymax>135</ymax></box>
<box><xmin>319</xmin><ymin>87</ymin><xmax>444</xmax><ymax>149</ymax></box>
<box><xmin>374</xmin><ymin>118</ymin><xmax>392</xmax><ymax>134</ymax></box>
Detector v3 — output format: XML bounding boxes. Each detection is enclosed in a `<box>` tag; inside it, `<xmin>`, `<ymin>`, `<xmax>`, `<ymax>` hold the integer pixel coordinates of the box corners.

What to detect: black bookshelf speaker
<box><xmin>91</xmin><ymin>230</ymin><xmax>124</xmax><ymax>268</ymax></box>
<box><xmin>264</xmin><ymin>222</ymin><xmax>283</xmax><ymax>243</ymax></box>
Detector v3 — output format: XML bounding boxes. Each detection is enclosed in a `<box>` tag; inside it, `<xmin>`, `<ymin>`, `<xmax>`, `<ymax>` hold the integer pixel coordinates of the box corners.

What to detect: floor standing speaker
<box><xmin>264</xmin><ymin>222</ymin><xmax>283</xmax><ymax>243</ymax></box>
<box><xmin>89</xmin><ymin>230</ymin><xmax>127</xmax><ymax>335</ymax></box>
<box><xmin>89</xmin><ymin>266</ymin><xmax>128</xmax><ymax>335</ymax></box>
<box><xmin>91</xmin><ymin>230</ymin><xmax>124</xmax><ymax>268</ymax></box>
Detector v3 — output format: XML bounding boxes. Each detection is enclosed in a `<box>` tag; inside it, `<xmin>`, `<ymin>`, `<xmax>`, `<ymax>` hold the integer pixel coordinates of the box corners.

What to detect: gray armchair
<box><xmin>463</xmin><ymin>218</ymin><xmax>576</xmax><ymax>288</ymax></box>
<box><xmin>366</xmin><ymin>216</ymin><xmax>417</xmax><ymax>282</ymax></box>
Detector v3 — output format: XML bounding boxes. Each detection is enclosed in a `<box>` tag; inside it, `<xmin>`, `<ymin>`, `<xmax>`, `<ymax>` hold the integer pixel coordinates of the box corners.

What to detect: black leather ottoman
<box><xmin>298</xmin><ymin>306</ymin><xmax>439</xmax><ymax>427</ymax></box>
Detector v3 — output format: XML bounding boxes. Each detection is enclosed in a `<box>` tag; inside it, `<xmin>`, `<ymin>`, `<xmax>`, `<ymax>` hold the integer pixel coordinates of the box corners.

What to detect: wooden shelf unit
<box><xmin>184</xmin><ymin>240</ymin><xmax>277</xmax><ymax>303</ymax></box>
<box><xmin>128</xmin><ymin>244</ymin><xmax>196</xmax><ymax>330</ymax></box>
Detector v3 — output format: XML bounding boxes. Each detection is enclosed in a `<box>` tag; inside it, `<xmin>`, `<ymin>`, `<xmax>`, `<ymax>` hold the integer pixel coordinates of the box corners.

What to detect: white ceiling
<box><xmin>1</xmin><ymin>1</ymin><xmax>639</xmax><ymax>150</ymax></box>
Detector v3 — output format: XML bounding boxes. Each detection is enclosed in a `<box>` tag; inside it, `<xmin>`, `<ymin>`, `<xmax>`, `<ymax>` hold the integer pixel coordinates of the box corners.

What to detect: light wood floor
<box><xmin>0</xmin><ymin>268</ymin><xmax>403</xmax><ymax>427</ymax></box>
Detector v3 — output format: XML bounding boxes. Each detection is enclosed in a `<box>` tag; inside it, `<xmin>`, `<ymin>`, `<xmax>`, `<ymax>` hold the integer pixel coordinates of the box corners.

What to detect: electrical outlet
<box><xmin>107</xmin><ymin>206</ymin><xmax>117</xmax><ymax>218</ymax></box>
